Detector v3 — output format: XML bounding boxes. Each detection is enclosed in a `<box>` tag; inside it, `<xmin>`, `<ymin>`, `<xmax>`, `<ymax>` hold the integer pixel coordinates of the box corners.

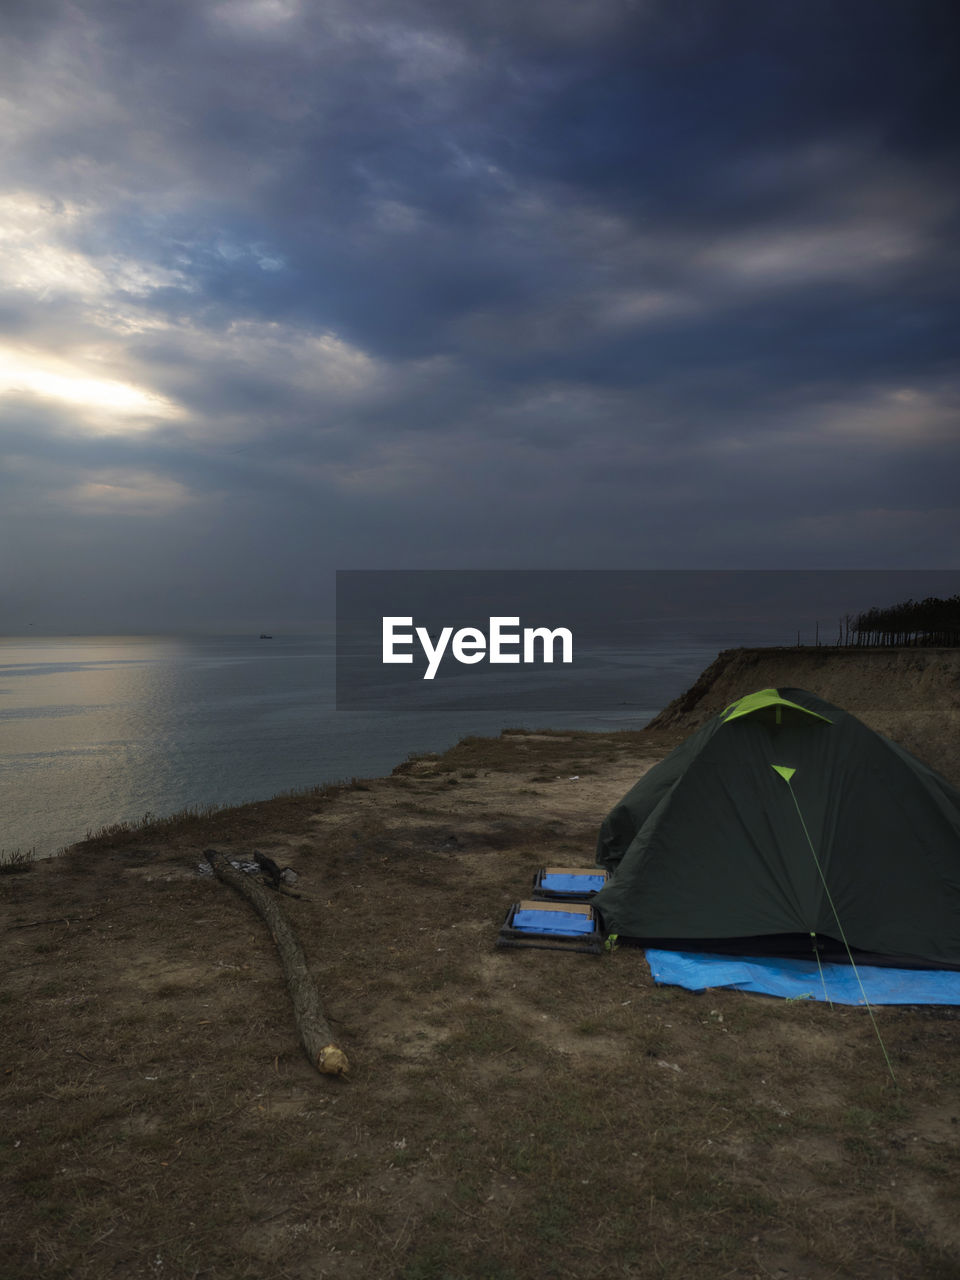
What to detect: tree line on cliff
<box><xmin>849</xmin><ymin>594</ymin><xmax>960</xmax><ymax>647</ymax></box>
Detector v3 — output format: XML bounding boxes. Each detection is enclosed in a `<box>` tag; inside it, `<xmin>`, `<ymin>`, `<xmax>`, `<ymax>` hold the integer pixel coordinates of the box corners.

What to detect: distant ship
<box><xmin>259</xmin><ymin>633</ymin><xmax>273</xmax><ymax>639</ymax></box>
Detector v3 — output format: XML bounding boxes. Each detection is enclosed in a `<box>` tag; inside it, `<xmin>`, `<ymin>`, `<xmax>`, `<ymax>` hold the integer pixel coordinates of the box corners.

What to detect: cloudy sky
<box><xmin>1</xmin><ymin>0</ymin><xmax>957</xmax><ymax>632</ymax></box>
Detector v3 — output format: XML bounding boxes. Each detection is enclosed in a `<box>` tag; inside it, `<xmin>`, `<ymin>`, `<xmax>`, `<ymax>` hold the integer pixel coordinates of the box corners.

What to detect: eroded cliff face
<box><xmin>646</xmin><ymin>647</ymin><xmax>960</xmax><ymax>786</ymax></box>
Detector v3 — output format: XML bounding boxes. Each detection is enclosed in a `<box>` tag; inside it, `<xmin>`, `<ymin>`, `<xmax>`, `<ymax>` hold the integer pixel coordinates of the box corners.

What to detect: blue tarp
<box><xmin>645</xmin><ymin>949</ymin><xmax>960</xmax><ymax>1005</ymax></box>
<box><xmin>513</xmin><ymin>908</ymin><xmax>596</xmax><ymax>936</ymax></box>
<box><xmin>541</xmin><ymin>872</ymin><xmax>606</xmax><ymax>893</ymax></box>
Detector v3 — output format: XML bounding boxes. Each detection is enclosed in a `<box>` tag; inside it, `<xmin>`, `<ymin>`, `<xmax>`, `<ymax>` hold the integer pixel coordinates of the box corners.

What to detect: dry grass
<box><xmin>3</xmin><ymin>729</ymin><xmax>960</xmax><ymax>1279</ymax></box>
<box><xmin>0</xmin><ymin>847</ymin><xmax>36</xmax><ymax>875</ymax></box>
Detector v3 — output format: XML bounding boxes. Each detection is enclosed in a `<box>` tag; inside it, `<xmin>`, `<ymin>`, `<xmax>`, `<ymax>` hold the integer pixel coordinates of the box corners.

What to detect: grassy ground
<box><xmin>3</xmin><ymin>728</ymin><xmax>960</xmax><ymax>1279</ymax></box>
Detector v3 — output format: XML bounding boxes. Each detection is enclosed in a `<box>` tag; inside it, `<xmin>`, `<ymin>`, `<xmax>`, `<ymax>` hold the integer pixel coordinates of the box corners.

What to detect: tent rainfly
<box><xmin>591</xmin><ymin>688</ymin><xmax>960</xmax><ymax>969</ymax></box>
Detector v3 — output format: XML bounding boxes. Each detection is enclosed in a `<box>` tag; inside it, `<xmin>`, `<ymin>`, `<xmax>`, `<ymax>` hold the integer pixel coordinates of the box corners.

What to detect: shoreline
<box><xmin>11</xmin><ymin>641</ymin><xmax>958</xmax><ymax>868</ymax></box>
<box><xmin>61</xmin><ymin>641</ymin><xmax>960</xmax><ymax>860</ymax></box>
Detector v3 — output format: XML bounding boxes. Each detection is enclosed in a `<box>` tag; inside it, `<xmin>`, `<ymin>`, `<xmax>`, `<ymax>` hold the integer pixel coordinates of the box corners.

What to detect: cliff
<box><xmin>647</xmin><ymin>645</ymin><xmax>960</xmax><ymax>785</ymax></box>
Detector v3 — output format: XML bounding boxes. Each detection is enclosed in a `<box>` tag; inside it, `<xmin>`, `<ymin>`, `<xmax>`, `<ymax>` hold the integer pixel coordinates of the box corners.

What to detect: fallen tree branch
<box><xmin>202</xmin><ymin>849</ymin><xmax>349</xmax><ymax>1078</ymax></box>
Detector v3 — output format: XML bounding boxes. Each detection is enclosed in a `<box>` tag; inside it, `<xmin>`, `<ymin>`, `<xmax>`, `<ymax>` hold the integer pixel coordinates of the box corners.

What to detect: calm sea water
<box><xmin>0</xmin><ymin>633</ymin><xmax>727</xmax><ymax>860</ymax></box>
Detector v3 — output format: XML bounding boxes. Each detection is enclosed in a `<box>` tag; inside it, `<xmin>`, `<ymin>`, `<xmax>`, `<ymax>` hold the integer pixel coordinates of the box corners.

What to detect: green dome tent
<box><xmin>592</xmin><ymin>688</ymin><xmax>960</xmax><ymax>968</ymax></box>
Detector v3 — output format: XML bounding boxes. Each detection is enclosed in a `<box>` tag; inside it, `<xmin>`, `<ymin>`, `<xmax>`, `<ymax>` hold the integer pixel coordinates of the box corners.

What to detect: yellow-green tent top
<box><xmin>722</xmin><ymin>687</ymin><xmax>832</xmax><ymax>724</ymax></box>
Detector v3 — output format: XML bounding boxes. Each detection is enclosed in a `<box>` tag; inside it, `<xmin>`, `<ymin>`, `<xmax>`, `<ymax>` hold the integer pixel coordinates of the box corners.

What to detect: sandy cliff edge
<box><xmin>647</xmin><ymin>646</ymin><xmax>960</xmax><ymax>785</ymax></box>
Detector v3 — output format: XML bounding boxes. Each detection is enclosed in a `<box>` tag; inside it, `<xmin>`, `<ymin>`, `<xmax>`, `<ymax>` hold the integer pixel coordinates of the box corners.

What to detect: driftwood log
<box><xmin>203</xmin><ymin>849</ymin><xmax>349</xmax><ymax>1077</ymax></box>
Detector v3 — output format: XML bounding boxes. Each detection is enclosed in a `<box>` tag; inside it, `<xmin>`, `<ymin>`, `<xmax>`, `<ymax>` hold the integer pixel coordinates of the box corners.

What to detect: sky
<box><xmin>0</xmin><ymin>0</ymin><xmax>958</xmax><ymax>633</ymax></box>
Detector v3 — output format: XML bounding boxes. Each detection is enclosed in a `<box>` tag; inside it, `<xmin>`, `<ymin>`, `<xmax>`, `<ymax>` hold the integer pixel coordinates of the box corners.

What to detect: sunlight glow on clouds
<box><xmin>0</xmin><ymin>346</ymin><xmax>183</xmax><ymax>427</ymax></box>
<box><xmin>64</xmin><ymin>470</ymin><xmax>198</xmax><ymax>516</ymax></box>
<box><xmin>0</xmin><ymin>192</ymin><xmax>192</xmax><ymax>301</ymax></box>
<box><xmin>174</xmin><ymin>318</ymin><xmax>388</xmax><ymax>404</ymax></box>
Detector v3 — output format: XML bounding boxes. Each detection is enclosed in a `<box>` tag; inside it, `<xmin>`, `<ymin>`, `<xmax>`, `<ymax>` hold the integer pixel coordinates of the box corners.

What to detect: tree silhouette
<box><xmin>851</xmin><ymin>595</ymin><xmax>960</xmax><ymax>647</ymax></box>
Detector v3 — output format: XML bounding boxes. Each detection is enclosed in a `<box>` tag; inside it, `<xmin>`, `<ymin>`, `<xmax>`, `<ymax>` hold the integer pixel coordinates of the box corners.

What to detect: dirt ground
<box><xmin>4</xmin><ymin>718</ymin><xmax>960</xmax><ymax>1279</ymax></box>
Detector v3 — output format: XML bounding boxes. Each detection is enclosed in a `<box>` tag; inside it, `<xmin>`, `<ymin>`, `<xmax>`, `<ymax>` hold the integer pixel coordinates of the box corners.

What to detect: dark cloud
<box><xmin>0</xmin><ymin>0</ymin><xmax>957</xmax><ymax>631</ymax></box>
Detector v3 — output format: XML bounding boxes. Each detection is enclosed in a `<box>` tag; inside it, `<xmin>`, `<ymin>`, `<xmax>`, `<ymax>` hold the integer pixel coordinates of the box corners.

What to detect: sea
<box><xmin>0</xmin><ymin>632</ymin><xmax>756</xmax><ymax>861</ymax></box>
